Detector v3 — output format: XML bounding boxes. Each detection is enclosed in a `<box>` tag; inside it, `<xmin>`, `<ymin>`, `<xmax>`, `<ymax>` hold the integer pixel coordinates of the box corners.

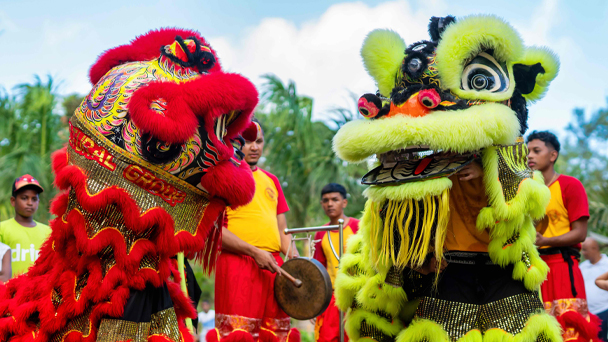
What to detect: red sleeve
<box><xmin>260</xmin><ymin>169</ymin><xmax>289</xmax><ymax>215</ymax></box>
<box><xmin>313</xmin><ymin>231</ymin><xmax>327</xmax><ymax>268</ymax></box>
<box><xmin>349</xmin><ymin>218</ymin><xmax>360</xmax><ymax>234</ymax></box>
<box><xmin>560</xmin><ymin>176</ymin><xmax>589</xmax><ymax>223</ymax></box>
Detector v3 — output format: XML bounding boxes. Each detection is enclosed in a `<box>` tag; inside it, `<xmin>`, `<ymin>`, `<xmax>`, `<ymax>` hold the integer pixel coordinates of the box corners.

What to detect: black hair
<box><xmin>526</xmin><ymin>130</ymin><xmax>561</xmax><ymax>160</ymax></box>
<box><xmin>321</xmin><ymin>183</ymin><xmax>347</xmax><ymax>199</ymax></box>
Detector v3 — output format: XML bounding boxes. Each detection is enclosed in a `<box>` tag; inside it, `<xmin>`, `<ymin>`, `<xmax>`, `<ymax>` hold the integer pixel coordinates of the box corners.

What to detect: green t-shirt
<box><xmin>0</xmin><ymin>218</ymin><xmax>51</xmax><ymax>276</ymax></box>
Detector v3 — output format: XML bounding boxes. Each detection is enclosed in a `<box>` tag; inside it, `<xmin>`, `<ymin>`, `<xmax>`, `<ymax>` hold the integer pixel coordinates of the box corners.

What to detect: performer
<box><xmin>0</xmin><ymin>29</ymin><xmax>259</xmax><ymax>341</ymax></box>
<box><xmin>332</xmin><ymin>15</ymin><xmax>565</xmax><ymax>342</ymax></box>
<box><xmin>313</xmin><ymin>183</ymin><xmax>360</xmax><ymax>342</ymax></box>
<box><xmin>528</xmin><ymin>130</ymin><xmax>600</xmax><ymax>341</ymax></box>
<box><xmin>210</xmin><ymin>120</ymin><xmax>300</xmax><ymax>342</ymax></box>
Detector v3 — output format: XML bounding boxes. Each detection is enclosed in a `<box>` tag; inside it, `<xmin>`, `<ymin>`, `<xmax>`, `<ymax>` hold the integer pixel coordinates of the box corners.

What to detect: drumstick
<box><xmin>278</xmin><ymin>268</ymin><xmax>303</xmax><ymax>288</ymax></box>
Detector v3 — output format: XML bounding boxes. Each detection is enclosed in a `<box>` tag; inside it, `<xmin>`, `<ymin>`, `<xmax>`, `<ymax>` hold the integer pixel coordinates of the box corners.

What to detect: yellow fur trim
<box><xmin>361</xmin><ymin>29</ymin><xmax>406</xmax><ymax>97</ymax></box>
<box><xmin>364</xmin><ymin>178</ymin><xmax>452</xmax><ymax>202</ymax></box>
<box><xmin>333</xmin><ymin>103</ymin><xmax>520</xmax><ymax>163</ymax></box>
<box><xmin>515</xmin><ymin>46</ymin><xmax>560</xmax><ymax>103</ymax></box>
<box><xmin>345</xmin><ymin>308</ymin><xmax>404</xmax><ymax>342</ymax></box>
<box><xmin>436</xmin><ymin>15</ymin><xmax>523</xmax><ymax>101</ymax></box>
<box><xmin>396</xmin><ymin>319</ymin><xmax>450</xmax><ymax>342</ymax></box>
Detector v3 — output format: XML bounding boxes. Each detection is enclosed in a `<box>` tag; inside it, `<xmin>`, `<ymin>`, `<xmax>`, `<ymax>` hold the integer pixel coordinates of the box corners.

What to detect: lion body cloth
<box><xmin>333</xmin><ymin>15</ymin><xmax>568</xmax><ymax>342</ymax></box>
<box><xmin>0</xmin><ymin>29</ymin><xmax>258</xmax><ymax>342</ymax></box>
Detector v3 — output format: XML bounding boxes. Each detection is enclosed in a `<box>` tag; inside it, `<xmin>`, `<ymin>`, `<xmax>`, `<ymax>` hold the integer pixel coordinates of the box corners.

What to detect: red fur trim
<box><xmin>89</xmin><ymin>28</ymin><xmax>221</xmax><ymax>85</ymax></box>
<box><xmin>223</xmin><ymin>330</ymin><xmax>254</xmax><ymax>342</ymax></box>
<box><xmin>128</xmin><ymin>82</ymin><xmax>198</xmax><ymax>144</ymax></box>
<box><xmin>199</xmin><ymin>159</ymin><xmax>255</xmax><ymax>208</ymax></box>
<box><xmin>557</xmin><ymin>310</ymin><xmax>601</xmax><ymax>342</ymax></box>
<box><xmin>241</xmin><ymin>122</ymin><xmax>259</xmax><ymax>142</ymax></box>
<box><xmin>287</xmin><ymin>329</ymin><xmax>301</xmax><ymax>342</ymax></box>
<box><xmin>259</xmin><ymin>329</ymin><xmax>279</xmax><ymax>342</ymax></box>
<box><xmin>206</xmin><ymin>328</ymin><xmax>221</xmax><ymax>342</ymax></box>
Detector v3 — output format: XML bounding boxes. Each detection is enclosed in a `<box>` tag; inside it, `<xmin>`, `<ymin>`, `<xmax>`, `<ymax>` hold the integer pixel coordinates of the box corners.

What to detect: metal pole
<box><xmin>338</xmin><ymin>218</ymin><xmax>344</xmax><ymax>342</ymax></box>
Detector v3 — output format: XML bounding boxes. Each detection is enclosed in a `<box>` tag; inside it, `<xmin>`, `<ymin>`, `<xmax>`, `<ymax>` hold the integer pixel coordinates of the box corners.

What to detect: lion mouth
<box><xmin>362</xmin><ymin>146</ymin><xmax>478</xmax><ymax>185</ymax></box>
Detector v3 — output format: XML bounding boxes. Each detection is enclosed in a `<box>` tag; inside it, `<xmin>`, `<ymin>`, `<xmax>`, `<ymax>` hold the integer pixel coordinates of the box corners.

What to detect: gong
<box><xmin>274</xmin><ymin>257</ymin><xmax>333</xmax><ymax>320</ymax></box>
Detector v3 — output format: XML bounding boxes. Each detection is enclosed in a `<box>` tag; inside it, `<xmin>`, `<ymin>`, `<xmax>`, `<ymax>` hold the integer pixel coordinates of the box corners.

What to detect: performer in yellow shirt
<box><xmin>0</xmin><ymin>174</ymin><xmax>51</xmax><ymax>277</ymax></box>
<box><xmin>210</xmin><ymin>121</ymin><xmax>300</xmax><ymax>342</ymax></box>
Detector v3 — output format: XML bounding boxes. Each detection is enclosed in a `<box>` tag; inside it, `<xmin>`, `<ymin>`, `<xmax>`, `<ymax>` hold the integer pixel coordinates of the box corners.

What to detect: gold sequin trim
<box><xmin>68</xmin><ymin>117</ymin><xmax>210</xmax><ymax>236</ymax></box>
<box><xmin>415</xmin><ymin>293</ymin><xmax>543</xmax><ymax>341</ymax></box>
<box><xmin>74</xmin><ymin>272</ymin><xmax>88</xmax><ymax>301</ymax></box>
<box><xmin>50</xmin><ymin>307</ymin><xmax>93</xmax><ymax>342</ymax></box>
<box><xmin>495</xmin><ymin>140</ymin><xmax>532</xmax><ymax>202</ymax></box>
<box><xmin>96</xmin><ymin>307</ymin><xmax>181</xmax><ymax>342</ymax></box>
<box><xmin>385</xmin><ymin>266</ymin><xmax>403</xmax><ymax>288</ymax></box>
<box><xmin>360</xmin><ymin>320</ymin><xmax>393</xmax><ymax>342</ymax></box>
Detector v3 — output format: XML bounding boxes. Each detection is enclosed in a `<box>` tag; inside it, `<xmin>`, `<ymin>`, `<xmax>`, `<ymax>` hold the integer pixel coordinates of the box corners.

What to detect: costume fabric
<box><xmin>539</xmin><ymin>175</ymin><xmax>598</xmax><ymax>341</ymax></box>
<box><xmin>580</xmin><ymin>254</ymin><xmax>608</xmax><ymax>314</ymax></box>
<box><xmin>0</xmin><ymin>28</ymin><xmax>259</xmax><ymax>341</ymax></box>
<box><xmin>332</xmin><ymin>14</ymin><xmax>566</xmax><ymax>342</ymax></box>
<box><xmin>313</xmin><ymin>218</ymin><xmax>359</xmax><ymax>342</ymax></box>
<box><xmin>225</xmin><ymin>168</ymin><xmax>289</xmax><ymax>253</ymax></box>
<box><xmin>210</xmin><ymin>168</ymin><xmax>299</xmax><ymax>342</ymax></box>
<box><xmin>0</xmin><ymin>218</ymin><xmax>51</xmax><ymax>276</ymax></box>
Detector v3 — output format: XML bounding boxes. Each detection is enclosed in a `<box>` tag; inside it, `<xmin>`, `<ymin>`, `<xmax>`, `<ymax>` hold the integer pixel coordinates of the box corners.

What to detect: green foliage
<box><xmin>255</xmin><ymin>74</ymin><xmax>368</xmax><ymax>229</ymax></box>
<box><xmin>0</xmin><ymin>76</ymin><xmax>80</xmax><ymax>224</ymax></box>
<box><xmin>556</xmin><ymin>101</ymin><xmax>608</xmax><ymax>234</ymax></box>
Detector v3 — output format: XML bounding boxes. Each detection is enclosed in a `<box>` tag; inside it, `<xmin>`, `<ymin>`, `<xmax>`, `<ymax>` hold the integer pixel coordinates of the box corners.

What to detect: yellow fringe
<box><xmin>373</xmin><ymin>188</ymin><xmax>450</xmax><ymax>269</ymax></box>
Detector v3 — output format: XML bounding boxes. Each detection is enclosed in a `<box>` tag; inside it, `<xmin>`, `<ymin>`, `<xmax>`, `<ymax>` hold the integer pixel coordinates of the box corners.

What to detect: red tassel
<box><xmin>223</xmin><ymin>330</ymin><xmax>254</xmax><ymax>342</ymax></box>
<box><xmin>258</xmin><ymin>329</ymin><xmax>279</xmax><ymax>342</ymax></box>
<box><xmin>206</xmin><ymin>328</ymin><xmax>221</xmax><ymax>342</ymax></box>
<box><xmin>287</xmin><ymin>328</ymin><xmax>301</xmax><ymax>342</ymax></box>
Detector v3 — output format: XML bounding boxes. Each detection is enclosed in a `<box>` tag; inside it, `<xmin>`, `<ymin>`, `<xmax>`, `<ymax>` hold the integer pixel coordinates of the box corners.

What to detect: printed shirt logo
<box><xmin>265</xmin><ymin>187</ymin><xmax>276</xmax><ymax>201</ymax></box>
<box><xmin>11</xmin><ymin>243</ymin><xmax>41</xmax><ymax>262</ymax></box>
<box><xmin>547</xmin><ymin>209</ymin><xmax>561</xmax><ymax>224</ymax></box>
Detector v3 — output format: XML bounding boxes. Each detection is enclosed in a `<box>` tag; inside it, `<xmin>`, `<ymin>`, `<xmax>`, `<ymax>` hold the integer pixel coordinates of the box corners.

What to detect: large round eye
<box><xmin>141</xmin><ymin>133</ymin><xmax>182</xmax><ymax>164</ymax></box>
<box><xmin>461</xmin><ymin>51</ymin><xmax>509</xmax><ymax>92</ymax></box>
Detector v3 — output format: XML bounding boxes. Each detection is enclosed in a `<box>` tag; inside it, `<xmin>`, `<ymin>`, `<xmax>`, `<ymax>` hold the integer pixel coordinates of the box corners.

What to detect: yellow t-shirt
<box><xmin>0</xmin><ymin>218</ymin><xmax>51</xmax><ymax>276</ymax></box>
<box><xmin>539</xmin><ymin>175</ymin><xmax>589</xmax><ymax>249</ymax></box>
<box><xmin>313</xmin><ymin>218</ymin><xmax>359</xmax><ymax>287</ymax></box>
<box><xmin>225</xmin><ymin>168</ymin><xmax>289</xmax><ymax>253</ymax></box>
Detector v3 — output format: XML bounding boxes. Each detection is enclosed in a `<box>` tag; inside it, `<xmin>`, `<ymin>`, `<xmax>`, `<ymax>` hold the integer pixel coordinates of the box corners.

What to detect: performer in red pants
<box><xmin>209</xmin><ymin>121</ymin><xmax>300</xmax><ymax>342</ymax></box>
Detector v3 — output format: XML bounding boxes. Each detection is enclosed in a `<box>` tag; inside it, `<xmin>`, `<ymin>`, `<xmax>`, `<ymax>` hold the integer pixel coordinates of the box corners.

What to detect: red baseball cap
<box><xmin>12</xmin><ymin>174</ymin><xmax>44</xmax><ymax>196</ymax></box>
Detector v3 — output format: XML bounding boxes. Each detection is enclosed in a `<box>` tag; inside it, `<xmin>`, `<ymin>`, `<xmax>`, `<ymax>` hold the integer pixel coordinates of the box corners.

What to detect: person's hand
<box><xmin>288</xmin><ymin>247</ymin><xmax>300</xmax><ymax>259</ymax></box>
<box><xmin>252</xmin><ymin>248</ymin><xmax>282</xmax><ymax>273</ymax></box>
<box><xmin>458</xmin><ymin>162</ymin><xmax>483</xmax><ymax>181</ymax></box>
<box><xmin>535</xmin><ymin>232</ymin><xmax>547</xmax><ymax>247</ymax></box>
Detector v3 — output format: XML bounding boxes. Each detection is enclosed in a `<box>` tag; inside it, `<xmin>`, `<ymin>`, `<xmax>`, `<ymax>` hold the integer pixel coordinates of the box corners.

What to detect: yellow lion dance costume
<box><xmin>333</xmin><ymin>15</ymin><xmax>566</xmax><ymax>342</ymax></box>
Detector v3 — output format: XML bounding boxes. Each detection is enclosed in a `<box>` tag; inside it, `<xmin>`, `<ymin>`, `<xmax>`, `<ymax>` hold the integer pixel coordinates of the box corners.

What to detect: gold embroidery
<box><xmin>96</xmin><ymin>307</ymin><xmax>181</xmax><ymax>342</ymax></box>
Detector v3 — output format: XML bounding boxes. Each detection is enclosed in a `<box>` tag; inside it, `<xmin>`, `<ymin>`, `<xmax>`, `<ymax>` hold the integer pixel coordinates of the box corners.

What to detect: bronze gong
<box><xmin>274</xmin><ymin>257</ymin><xmax>332</xmax><ymax>320</ymax></box>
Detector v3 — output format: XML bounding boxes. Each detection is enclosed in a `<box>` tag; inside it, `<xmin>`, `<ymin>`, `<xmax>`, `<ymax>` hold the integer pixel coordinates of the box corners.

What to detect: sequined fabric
<box><xmin>496</xmin><ymin>138</ymin><xmax>533</xmax><ymax>202</ymax></box>
<box><xmin>68</xmin><ymin>116</ymin><xmax>210</xmax><ymax>237</ymax></box>
<box><xmin>96</xmin><ymin>307</ymin><xmax>181</xmax><ymax>342</ymax></box>
<box><xmin>385</xmin><ymin>266</ymin><xmax>403</xmax><ymax>288</ymax></box>
<box><xmin>415</xmin><ymin>293</ymin><xmax>544</xmax><ymax>341</ymax></box>
<box><xmin>360</xmin><ymin>320</ymin><xmax>394</xmax><ymax>342</ymax></box>
<box><xmin>50</xmin><ymin>308</ymin><xmax>93</xmax><ymax>342</ymax></box>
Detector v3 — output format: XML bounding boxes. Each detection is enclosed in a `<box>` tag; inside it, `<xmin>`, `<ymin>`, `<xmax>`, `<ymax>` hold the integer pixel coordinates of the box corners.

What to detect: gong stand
<box><xmin>284</xmin><ymin>219</ymin><xmax>345</xmax><ymax>342</ymax></box>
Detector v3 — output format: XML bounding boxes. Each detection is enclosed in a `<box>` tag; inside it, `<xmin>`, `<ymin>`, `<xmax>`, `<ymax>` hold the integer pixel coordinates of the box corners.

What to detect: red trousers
<box><xmin>315</xmin><ymin>295</ymin><xmax>347</xmax><ymax>342</ymax></box>
<box><xmin>211</xmin><ymin>252</ymin><xmax>299</xmax><ymax>342</ymax></box>
<box><xmin>541</xmin><ymin>254</ymin><xmax>601</xmax><ymax>342</ymax></box>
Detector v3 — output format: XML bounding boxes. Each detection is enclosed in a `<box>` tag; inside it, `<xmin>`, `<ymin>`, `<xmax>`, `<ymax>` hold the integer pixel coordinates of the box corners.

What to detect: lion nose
<box><xmin>387</xmin><ymin>92</ymin><xmax>431</xmax><ymax>118</ymax></box>
<box><xmin>418</xmin><ymin>89</ymin><xmax>441</xmax><ymax>109</ymax></box>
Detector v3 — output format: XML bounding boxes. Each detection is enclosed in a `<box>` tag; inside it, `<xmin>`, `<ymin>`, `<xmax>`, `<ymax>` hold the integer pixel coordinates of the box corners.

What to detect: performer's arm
<box><xmin>221</xmin><ymin>227</ymin><xmax>282</xmax><ymax>273</ymax></box>
<box><xmin>278</xmin><ymin>213</ymin><xmax>299</xmax><ymax>258</ymax></box>
<box><xmin>596</xmin><ymin>271</ymin><xmax>608</xmax><ymax>291</ymax></box>
<box><xmin>457</xmin><ymin>159</ymin><xmax>483</xmax><ymax>181</ymax></box>
<box><xmin>0</xmin><ymin>250</ymin><xmax>11</xmax><ymax>283</ymax></box>
<box><xmin>535</xmin><ymin>217</ymin><xmax>587</xmax><ymax>248</ymax></box>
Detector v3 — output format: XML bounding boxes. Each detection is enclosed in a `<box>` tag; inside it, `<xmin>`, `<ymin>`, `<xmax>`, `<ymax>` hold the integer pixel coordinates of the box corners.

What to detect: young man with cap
<box><xmin>210</xmin><ymin>120</ymin><xmax>300</xmax><ymax>342</ymax></box>
<box><xmin>527</xmin><ymin>131</ymin><xmax>598</xmax><ymax>340</ymax></box>
<box><xmin>313</xmin><ymin>183</ymin><xmax>359</xmax><ymax>342</ymax></box>
<box><xmin>0</xmin><ymin>175</ymin><xmax>51</xmax><ymax>277</ymax></box>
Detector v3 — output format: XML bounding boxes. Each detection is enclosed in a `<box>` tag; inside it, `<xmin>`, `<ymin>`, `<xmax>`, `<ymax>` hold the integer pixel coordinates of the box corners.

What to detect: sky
<box><xmin>1</xmin><ymin>0</ymin><xmax>607</xmax><ymax>138</ymax></box>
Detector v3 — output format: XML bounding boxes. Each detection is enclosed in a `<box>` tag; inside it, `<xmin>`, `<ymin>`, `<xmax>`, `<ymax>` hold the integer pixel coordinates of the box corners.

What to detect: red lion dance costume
<box><xmin>0</xmin><ymin>29</ymin><xmax>258</xmax><ymax>342</ymax></box>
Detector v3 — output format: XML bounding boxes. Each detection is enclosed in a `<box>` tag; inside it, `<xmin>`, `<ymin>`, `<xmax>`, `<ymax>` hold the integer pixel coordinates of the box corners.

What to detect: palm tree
<box><xmin>255</xmin><ymin>74</ymin><xmax>368</xmax><ymax>228</ymax></box>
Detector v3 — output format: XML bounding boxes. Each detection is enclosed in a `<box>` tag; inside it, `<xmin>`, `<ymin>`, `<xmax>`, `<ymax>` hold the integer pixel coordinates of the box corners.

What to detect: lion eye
<box><xmin>461</xmin><ymin>51</ymin><xmax>509</xmax><ymax>92</ymax></box>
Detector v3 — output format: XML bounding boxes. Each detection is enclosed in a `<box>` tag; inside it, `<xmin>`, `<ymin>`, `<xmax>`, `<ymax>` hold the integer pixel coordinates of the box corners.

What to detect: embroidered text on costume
<box><xmin>123</xmin><ymin>165</ymin><xmax>187</xmax><ymax>206</ymax></box>
<box><xmin>69</xmin><ymin>123</ymin><xmax>117</xmax><ymax>171</ymax></box>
